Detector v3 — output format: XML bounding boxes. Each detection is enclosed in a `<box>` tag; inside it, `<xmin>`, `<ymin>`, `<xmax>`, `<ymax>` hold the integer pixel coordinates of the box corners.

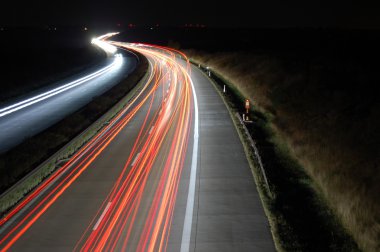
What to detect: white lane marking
<box><xmin>93</xmin><ymin>202</ymin><xmax>112</xmax><ymax>231</ymax></box>
<box><xmin>131</xmin><ymin>152</ymin><xmax>141</xmax><ymax>166</ymax></box>
<box><xmin>149</xmin><ymin>126</ymin><xmax>154</xmax><ymax>135</ymax></box>
<box><xmin>181</xmin><ymin>69</ymin><xmax>199</xmax><ymax>252</ymax></box>
<box><xmin>0</xmin><ymin>55</ymin><xmax>123</xmax><ymax>117</ymax></box>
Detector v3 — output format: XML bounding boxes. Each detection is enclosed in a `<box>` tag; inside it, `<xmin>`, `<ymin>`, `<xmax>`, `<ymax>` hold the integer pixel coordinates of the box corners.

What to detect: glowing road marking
<box><xmin>93</xmin><ymin>202</ymin><xmax>112</xmax><ymax>231</ymax></box>
<box><xmin>149</xmin><ymin>126</ymin><xmax>154</xmax><ymax>135</ymax></box>
<box><xmin>180</xmin><ymin>72</ymin><xmax>199</xmax><ymax>252</ymax></box>
<box><xmin>0</xmin><ymin>55</ymin><xmax>123</xmax><ymax>117</ymax></box>
<box><xmin>131</xmin><ymin>152</ymin><xmax>141</xmax><ymax>166</ymax></box>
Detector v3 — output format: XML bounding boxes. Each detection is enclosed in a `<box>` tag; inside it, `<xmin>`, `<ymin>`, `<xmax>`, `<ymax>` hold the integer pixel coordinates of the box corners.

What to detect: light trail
<box><xmin>0</xmin><ymin>42</ymin><xmax>199</xmax><ymax>252</ymax></box>
<box><xmin>0</xmin><ymin>54</ymin><xmax>123</xmax><ymax>117</ymax></box>
<box><xmin>0</xmin><ymin>36</ymin><xmax>122</xmax><ymax>118</ymax></box>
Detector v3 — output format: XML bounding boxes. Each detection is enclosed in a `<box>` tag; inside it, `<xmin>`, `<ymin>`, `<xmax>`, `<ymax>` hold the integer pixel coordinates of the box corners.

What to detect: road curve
<box><xmin>0</xmin><ymin>43</ymin><xmax>275</xmax><ymax>251</ymax></box>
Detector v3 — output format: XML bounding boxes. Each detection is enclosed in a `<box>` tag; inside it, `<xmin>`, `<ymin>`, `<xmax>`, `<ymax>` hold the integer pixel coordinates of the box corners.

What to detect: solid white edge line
<box><xmin>93</xmin><ymin>202</ymin><xmax>112</xmax><ymax>231</ymax></box>
<box><xmin>180</xmin><ymin>69</ymin><xmax>199</xmax><ymax>252</ymax></box>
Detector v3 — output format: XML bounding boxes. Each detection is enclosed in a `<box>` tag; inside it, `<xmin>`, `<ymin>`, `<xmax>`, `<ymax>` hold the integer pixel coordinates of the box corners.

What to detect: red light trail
<box><xmin>0</xmin><ymin>42</ymin><xmax>196</xmax><ymax>252</ymax></box>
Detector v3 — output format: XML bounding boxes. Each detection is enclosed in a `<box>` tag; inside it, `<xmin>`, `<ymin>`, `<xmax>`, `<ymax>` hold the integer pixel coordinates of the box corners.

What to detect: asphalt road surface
<box><xmin>0</xmin><ymin>51</ymin><xmax>137</xmax><ymax>153</ymax></box>
<box><xmin>0</xmin><ymin>43</ymin><xmax>275</xmax><ymax>251</ymax></box>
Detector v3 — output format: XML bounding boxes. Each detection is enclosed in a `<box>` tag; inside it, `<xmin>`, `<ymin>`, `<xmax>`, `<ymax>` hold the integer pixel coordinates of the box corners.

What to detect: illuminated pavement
<box><xmin>0</xmin><ymin>43</ymin><xmax>274</xmax><ymax>251</ymax></box>
<box><xmin>0</xmin><ymin>52</ymin><xmax>137</xmax><ymax>153</ymax></box>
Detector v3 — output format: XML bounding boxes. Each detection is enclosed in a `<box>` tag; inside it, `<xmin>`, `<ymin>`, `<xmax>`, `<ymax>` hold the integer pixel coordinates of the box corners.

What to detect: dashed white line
<box><xmin>149</xmin><ymin>126</ymin><xmax>154</xmax><ymax>135</ymax></box>
<box><xmin>131</xmin><ymin>152</ymin><xmax>141</xmax><ymax>166</ymax></box>
<box><xmin>93</xmin><ymin>202</ymin><xmax>112</xmax><ymax>231</ymax></box>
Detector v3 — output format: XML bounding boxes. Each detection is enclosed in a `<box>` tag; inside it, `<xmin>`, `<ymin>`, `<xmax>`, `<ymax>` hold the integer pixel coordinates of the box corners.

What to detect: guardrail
<box><xmin>235</xmin><ymin>112</ymin><xmax>272</xmax><ymax>197</ymax></box>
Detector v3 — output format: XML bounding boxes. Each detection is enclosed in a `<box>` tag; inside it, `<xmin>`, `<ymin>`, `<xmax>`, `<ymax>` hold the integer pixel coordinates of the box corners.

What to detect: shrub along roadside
<box><xmin>190</xmin><ymin>59</ymin><xmax>360</xmax><ymax>252</ymax></box>
<box><xmin>0</xmin><ymin>52</ymin><xmax>149</xmax><ymax>215</ymax></box>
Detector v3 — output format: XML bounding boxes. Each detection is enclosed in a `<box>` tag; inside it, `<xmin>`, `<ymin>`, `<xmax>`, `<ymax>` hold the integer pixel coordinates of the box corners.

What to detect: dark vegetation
<box><xmin>0</xmin><ymin>27</ymin><xmax>105</xmax><ymax>104</ymax></box>
<box><xmin>116</xmin><ymin>27</ymin><xmax>380</xmax><ymax>251</ymax></box>
<box><xmin>0</xmin><ymin>51</ymin><xmax>148</xmax><ymax>196</ymax></box>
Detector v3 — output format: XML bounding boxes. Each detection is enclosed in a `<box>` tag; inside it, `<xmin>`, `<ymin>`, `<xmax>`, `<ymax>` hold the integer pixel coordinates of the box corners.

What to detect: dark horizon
<box><xmin>1</xmin><ymin>1</ymin><xmax>380</xmax><ymax>29</ymax></box>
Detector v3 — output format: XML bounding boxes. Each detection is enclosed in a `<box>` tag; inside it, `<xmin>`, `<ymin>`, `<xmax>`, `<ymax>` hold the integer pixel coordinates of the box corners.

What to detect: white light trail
<box><xmin>91</xmin><ymin>38</ymin><xmax>118</xmax><ymax>54</ymax></box>
<box><xmin>0</xmin><ymin>54</ymin><xmax>123</xmax><ymax>117</ymax></box>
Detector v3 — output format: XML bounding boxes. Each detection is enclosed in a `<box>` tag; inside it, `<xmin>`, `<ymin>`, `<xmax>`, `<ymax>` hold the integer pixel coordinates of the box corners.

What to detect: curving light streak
<box><xmin>91</xmin><ymin>32</ymin><xmax>119</xmax><ymax>54</ymax></box>
<box><xmin>0</xmin><ymin>42</ymin><xmax>198</xmax><ymax>252</ymax></box>
<box><xmin>0</xmin><ymin>54</ymin><xmax>123</xmax><ymax>117</ymax></box>
<box><xmin>91</xmin><ymin>38</ymin><xmax>117</xmax><ymax>54</ymax></box>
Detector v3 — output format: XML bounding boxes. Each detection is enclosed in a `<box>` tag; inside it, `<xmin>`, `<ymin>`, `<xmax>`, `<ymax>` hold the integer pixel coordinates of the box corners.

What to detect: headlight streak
<box><xmin>0</xmin><ymin>43</ymin><xmax>197</xmax><ymax>252</ymax></box>
<box><xmin>0</xmin><ymin>54</ymin><xmax>123</xmax><ymax>118</ymax></box>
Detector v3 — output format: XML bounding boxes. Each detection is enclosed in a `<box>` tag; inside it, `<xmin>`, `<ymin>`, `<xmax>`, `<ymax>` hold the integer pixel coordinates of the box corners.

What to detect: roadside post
<box><xmin>245</xmin><ymin>99</ymin><xmax>250</xmax><ymax>121</ymax></box>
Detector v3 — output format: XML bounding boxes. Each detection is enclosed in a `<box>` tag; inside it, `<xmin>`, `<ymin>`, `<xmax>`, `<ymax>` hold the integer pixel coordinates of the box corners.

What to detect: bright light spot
<box><xmin>91</xmin><ymin>32</ymin><xmax>120</xmax><ymax>54</ymax></box>
<box><xmin>92</xmin><ymin>38</ymin><xmax>117</xmax><ymax>54</ymax></box>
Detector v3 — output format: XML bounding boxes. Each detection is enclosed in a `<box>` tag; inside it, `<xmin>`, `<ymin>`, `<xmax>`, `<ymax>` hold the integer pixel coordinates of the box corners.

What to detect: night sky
<box><xmin>1</xmin><ymin>0</ymin><xmax>380</xmax><ymax>28</ymax></box>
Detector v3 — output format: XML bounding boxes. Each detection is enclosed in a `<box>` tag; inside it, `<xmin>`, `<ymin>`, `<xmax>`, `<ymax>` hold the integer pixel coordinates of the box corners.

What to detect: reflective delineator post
<box><xmin>223</xmin><ymin>85</ymin><xmax>226</xmax><ymax>93</ymax></box>
<box><xmin>245</xmin><ymin>99</ymin><xmax>250</xmax><ymax>114</ymax></box>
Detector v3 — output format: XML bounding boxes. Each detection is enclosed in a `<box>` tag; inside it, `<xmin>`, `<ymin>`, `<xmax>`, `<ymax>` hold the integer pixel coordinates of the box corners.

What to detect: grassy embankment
<box><xmin>0</xmin><ymin>52</ymin><xmax>149</xmax><ymax>215</ymax></box>
<box><xmin>187</xmin><ymin>50</ymin><xmax>378</xmax><ymax>251</ymax></box>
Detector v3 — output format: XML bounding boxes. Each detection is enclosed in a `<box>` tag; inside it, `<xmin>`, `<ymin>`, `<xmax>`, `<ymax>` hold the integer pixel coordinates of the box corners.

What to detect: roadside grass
<box><xmin>0</xmin><ymin>52</ymin><xmax>149</xmax><ymax>215</ymax></box>
<box><xmin>189</xmin><ymin>58</ymin><xmax>360</xmax><ymax>251</ymax></box>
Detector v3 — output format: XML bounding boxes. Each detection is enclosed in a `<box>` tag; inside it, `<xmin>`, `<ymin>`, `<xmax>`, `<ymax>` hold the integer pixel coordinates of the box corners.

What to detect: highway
<box><xmin>0</xmin><ymin>42</ymin><xmax>275</xmax><ymax>251</ymax></box>
<box><xmin>0</xmin><ymin>45</ymin><xmax>137</xmax><ymax>153</ymax></box>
